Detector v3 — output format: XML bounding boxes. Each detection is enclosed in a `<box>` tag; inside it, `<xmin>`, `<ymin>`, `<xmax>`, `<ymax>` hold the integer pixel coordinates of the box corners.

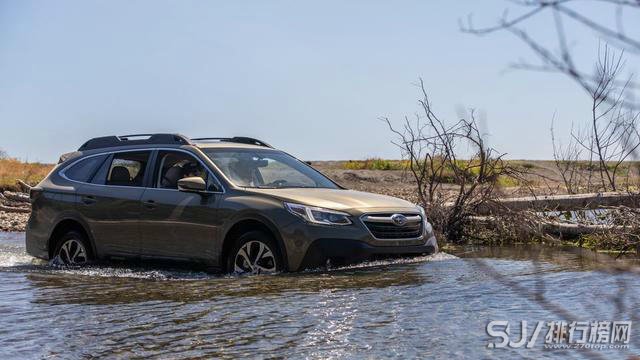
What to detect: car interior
<box><xmin>156</xmin><ymin>152</ymin><xmax>206</xmax><ymax>189</ymax></box>
<box><xmin>105</xmin><ymin>152</ymin><xmax>149</xmax><ymax>187</ymax></box>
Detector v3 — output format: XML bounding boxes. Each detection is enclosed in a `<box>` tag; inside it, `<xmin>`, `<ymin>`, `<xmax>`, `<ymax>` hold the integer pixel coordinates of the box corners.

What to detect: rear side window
<box><xmin>100</xmin><ymin>151</ymin><xmax>151</xmax><ymax>187</ymax></box>
<box><xmin>64</xmin><ymin>155</ymin><xmax>107</xmax><ymax>182</ymax></box>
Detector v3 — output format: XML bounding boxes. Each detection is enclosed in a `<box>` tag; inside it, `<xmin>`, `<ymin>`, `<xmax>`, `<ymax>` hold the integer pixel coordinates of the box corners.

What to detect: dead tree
<box><xmin>463</xmin><ymin>1</ymin><xmax>640</xmax><ymax>194</ymax></box>
<box><xmin>551</xmin><ymin>117</ymin><xmax>583</xmax><ymax>194</ymax></box>
<box><xmin>563</xmin><ymin>47</ymin><xmax>640</xmax><ymax>191</ymax></box>
<box><xmin>384</xmin><ymin>79</ymin><xmax>519</xmax><ymax>242</ymax></box>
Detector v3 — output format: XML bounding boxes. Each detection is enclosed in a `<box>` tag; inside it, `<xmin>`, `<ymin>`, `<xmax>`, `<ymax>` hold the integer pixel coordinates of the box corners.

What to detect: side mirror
<box><xmin>178</xmin><ymin>177</ymin><xmax>206</xmax><ymax>192</ymax></box>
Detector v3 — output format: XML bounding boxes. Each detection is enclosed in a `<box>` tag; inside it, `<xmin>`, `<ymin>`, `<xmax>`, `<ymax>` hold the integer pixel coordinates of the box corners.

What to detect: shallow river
<box><xmin>1</xmin><ymin>232</ymin><xmax>638</xmax><ymax>359</ymax></box>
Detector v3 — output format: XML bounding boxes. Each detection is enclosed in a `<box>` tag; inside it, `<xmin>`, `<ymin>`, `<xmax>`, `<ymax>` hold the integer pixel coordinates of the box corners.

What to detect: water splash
<box><xmin>1</xmin><ymin>231</ymin><xmax>456</xmax><ymax>280</ymax></box>
<box><xmin>0</xmin><ymin>233</ymin><xmax>41</xmax><ymax>267</ymax></box>
<box><xmin>299</xmin><ymin>251</ymin><xmax>459</xmax><ymax>274</ymax></box>
<box><xmin>0</xmin><ymin>251</ymin><xmax>39</xmax><ymax>267</ymax></box>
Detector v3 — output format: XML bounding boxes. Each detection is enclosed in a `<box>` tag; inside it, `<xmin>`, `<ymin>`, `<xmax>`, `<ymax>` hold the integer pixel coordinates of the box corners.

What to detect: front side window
<box><xmin>103</xmin><ymin>151</ymin><xmax>151</xmax><ymax>187</ymax></box>
<box><xmin>155</xmin><ymin>151</ymin><xmax>208</xmax><ymax>189</ymax></box>
<box><xmin>203</xmin><ymin>148</ymin><xmax>338</xmax><ymax>189</ymax></box>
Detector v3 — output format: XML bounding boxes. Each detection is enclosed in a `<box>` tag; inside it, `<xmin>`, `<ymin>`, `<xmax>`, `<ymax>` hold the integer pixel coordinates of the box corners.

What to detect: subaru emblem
<box><xmin>390</xmin><ymin>214</ymin><xmax>407</xmax><ymax>226</ymax></box>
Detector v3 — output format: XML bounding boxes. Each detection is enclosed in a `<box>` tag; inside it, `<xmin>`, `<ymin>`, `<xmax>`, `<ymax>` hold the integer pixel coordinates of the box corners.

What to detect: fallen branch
<box><xmin>466</xmin><ymin>192</ymin><xmax>640</xmax><ymax>215</ymax></box>
<box><xmin>0</xmin><ymin>205</ymin><xmax>30</xmax><ymax>213</ymax></box>
<box><xmin>540</xmin><ymin>222</ymin><xmax>625</xmax><ymax>237</ymax></box>
<box><xmin>16</xmin><ymin>179</ymin><xmax>32</xmax><ymax>193</ymax></box>
<box><xmin>469</xmin><ymin>215</ymin><xmax>626</xmax><ymax>238</ymax></box>
<box><xmin>2</xmin><ymin>191</ymin><xmax>30</xmax><ymax>203</ymax></box>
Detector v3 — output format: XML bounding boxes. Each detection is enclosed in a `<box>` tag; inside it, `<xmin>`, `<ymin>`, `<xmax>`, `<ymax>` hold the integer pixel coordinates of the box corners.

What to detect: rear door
<box><xmin>139</xmin><ymin>149</ymin><xmax>222</xmax><ymax>261</ymax></box>
<box><xmin>76</xmin><ymin>150</ymin><xmax>152</xmax><ymax>257</ymax></box>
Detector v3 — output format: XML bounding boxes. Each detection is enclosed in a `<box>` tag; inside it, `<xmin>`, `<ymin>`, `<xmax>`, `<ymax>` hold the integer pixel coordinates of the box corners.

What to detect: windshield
<box><xmin>203</xmin><ymin>148</ymin><xmax>339</xmax><ymax>189</ymax></box>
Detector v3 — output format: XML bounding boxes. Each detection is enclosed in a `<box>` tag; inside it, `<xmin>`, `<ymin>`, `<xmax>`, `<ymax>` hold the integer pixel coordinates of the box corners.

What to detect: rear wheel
<box><xmin>53</xmin><ymin>230</ymin><xmax>93</xmax><ymax>266</ymax></box>
<box><xmin>227</xmin><ymin>231</ymin><xmax>282</xmax><ymax>275</ymax></box>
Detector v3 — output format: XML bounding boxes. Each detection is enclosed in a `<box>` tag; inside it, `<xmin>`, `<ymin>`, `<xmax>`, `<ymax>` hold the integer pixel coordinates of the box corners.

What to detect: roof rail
<box><xmin>78</xmin><ymin>133</ymin><xmax>192</xmax><ymax>151</ymax></box>
<box><xmin>190</xmin><ymin>136</ymin><xmax>273</xmax><ymax>148</ymax></box>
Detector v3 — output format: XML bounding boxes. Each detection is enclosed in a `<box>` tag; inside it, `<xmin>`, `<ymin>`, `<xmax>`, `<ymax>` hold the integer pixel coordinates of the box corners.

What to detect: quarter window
<box><xmin>64</xmin><ymin>155</ymin><xmax>107</xmax><ymax>182</ymax></box>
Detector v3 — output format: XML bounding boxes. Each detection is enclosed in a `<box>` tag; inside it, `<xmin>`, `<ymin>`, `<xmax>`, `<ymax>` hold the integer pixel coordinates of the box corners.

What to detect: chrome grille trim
<box><xmin>361</xmin><ymin>215</ymin><xmax>422</xmax><ymax>224</ymax></box>
<box><xmin>360</xmin><ymin>213</ymin><xmax>424</xmax><ymax>240</ymax></box>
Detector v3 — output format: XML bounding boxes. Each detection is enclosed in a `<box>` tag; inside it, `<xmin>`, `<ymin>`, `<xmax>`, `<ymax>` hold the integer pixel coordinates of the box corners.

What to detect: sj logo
<box><xmin>486</xmin><ymin>320</ymin><xmax>632</xmax><ymax>349</ymax></box>
<box><xmin>486</xmin><ymin>320</ymin><xmax>544</xmax><ymax>349</ymax></box>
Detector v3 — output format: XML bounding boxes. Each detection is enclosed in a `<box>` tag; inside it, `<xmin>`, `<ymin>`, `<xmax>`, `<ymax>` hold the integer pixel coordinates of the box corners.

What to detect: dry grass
<box><xmin>342</xmin><ymin>158</ymin><xmax>528</xmax><ymax>187</ymax></box>
<box><xmin>343</xmin><ymin>158</ymin><xmax>408</xmax><ymax>171</ymax></box>
<box><xmin>0</xmin><ymin>158</ymin><xmax>54</xmax><ymax>191</ymax></box>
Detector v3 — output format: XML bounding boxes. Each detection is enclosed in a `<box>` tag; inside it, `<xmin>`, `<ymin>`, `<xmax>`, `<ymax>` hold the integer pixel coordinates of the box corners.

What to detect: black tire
<box><xmin>226</xmin><ymin>230</ymin><xmax>283</xmax><ymax>274</ymax></box>
<box><xmin>53</xmin><ymin>230</ymin><xmax>94</xmax><ymax>266</ymax></box>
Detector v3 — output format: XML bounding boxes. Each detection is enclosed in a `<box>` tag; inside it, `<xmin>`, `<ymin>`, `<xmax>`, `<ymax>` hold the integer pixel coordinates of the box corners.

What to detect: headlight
<box><xmin>417</xmin><ymin>205</ymin><xmax>432</xmax><ymax>234</ymax></box>
<box><xmin>284</xmin><ymin>202</ymin><xmax>352</xmax><ymax>226</ymax></box>
<box><xmin>417</xmin><ymin>205</ymin><xmax>427</xmax><ymax>219</ymax></box>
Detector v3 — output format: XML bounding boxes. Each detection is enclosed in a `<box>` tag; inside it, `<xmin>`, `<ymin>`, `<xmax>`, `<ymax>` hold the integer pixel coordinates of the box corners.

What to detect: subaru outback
<box><xmin>26</xmin><ymin>134</ymin><xmax>438</xmax><ymax>274</ymax></box>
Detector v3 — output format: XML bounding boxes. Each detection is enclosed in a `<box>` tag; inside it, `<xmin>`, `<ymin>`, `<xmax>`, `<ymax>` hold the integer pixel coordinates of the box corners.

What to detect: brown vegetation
<box><xmin>0</xmin><ymin>158</ymin><xmax>53</xmax><ymax>192</ymax></box>
<box><xmin>377</xmin><ymin>66</ymin><xmax>640</xmax><ymax>255</ymax></box>
<box><xmin>381</xmin><ymin>79</ymin><xmax>525</xmax><ymax>243</ymax></box>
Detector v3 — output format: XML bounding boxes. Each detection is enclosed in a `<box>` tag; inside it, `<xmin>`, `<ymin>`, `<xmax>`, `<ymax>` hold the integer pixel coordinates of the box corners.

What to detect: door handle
<box><xmin>144</xmin><ymin>200</ymin><xmax>157</xmax><ymax>209</ymax></box>
<box><xmin>81</xmin><ymin>196</ymin><xmax>96</xmax><ymax>205</ymax></box>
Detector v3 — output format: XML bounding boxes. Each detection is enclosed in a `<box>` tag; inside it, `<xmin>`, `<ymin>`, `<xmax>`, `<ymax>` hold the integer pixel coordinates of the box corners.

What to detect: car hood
<box><xmin>244</xmin><ymin>187</ymin><xmax>418</xmax><ymax>212</ymax></box>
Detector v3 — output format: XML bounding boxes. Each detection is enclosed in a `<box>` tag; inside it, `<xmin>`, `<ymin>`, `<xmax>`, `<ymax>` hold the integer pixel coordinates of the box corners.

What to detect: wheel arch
<box><xmin>221</xmin><ymin>215</ymin><xmax>288</xmax><ymax>271</ymax></box>
<box><xmin>47</xmin><ymin>217</ymin><xmax>95</xmax><ymax>259</ymax></box>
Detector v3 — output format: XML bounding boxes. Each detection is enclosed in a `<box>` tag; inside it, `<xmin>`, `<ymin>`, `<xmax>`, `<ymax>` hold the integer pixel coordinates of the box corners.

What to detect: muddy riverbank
<box><xmin>0</xmin><ymin>211</ymin><xmax>28</xmax><ymax>232</ymax></box>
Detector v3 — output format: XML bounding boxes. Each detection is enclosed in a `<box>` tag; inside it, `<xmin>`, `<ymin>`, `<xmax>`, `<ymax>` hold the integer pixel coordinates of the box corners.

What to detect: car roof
<box><xmin>193</xmin><ymin>142</ymin><xmax>278</xmax><ymax>151</ymax></box>
<box><xmin>77</xmin><ymin>134</ymin><xmax>275</xmax><ymax>151</ymax></box>
<box><xmin>59</xmin><ymin>134</ymin><xmax>279</xmax><ymax>164</ymax></box>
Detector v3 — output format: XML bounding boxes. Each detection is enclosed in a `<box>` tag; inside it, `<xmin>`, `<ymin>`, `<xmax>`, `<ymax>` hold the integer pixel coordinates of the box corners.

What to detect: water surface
<box><xmin>0</xmin><ymin>232</ymin><xmax>638</xmax><ymax>359</ymax></box>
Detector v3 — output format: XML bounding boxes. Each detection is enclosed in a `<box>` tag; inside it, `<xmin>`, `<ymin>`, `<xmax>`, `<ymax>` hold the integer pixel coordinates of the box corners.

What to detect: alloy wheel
<box><xmin>57</xmin><ymin>239</ymin><xmax>89</xmax><ymax>265</ymax></box>
<box><xmin>234</xmin><ymin>240</ymin><xmax>277</xmax><ymax>274</ymax></box>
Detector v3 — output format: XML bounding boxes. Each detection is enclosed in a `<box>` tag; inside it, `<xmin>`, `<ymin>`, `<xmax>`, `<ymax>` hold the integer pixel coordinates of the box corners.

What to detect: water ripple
<box><xmin>0</xmin><ymin>232</ymin><xmax>638</xmax><ymax>359</ymax></box>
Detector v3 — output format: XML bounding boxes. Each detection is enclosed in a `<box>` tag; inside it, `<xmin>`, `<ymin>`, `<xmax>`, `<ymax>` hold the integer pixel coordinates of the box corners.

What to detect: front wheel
<box><xmin>53</xmin><ymin>230</ymin><xmax>93</xmax><ymax>266</ymax></box>
<box><xmin>227</xmin><ymin>231</ymin><xmax>282</xmax><ymax>275</ymax></box>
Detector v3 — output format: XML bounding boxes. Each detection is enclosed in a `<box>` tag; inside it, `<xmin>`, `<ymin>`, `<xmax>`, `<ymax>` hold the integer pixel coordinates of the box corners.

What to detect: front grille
<box><xmin>362</xmin><ymin>213</ymin><xmax>423</xmax><ymax>239</ymax></box>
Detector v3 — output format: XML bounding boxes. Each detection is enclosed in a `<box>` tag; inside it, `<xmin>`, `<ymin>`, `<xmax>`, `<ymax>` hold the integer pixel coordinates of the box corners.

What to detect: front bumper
<box><xmin>297</xmin><ymin>234</ymin><xmax>438</xmax><ymax>270</ymax></box>
<box><xmin>277</xmin><ymin>206</ymin><xmax>439</xmax><ymax>271</ymax></box>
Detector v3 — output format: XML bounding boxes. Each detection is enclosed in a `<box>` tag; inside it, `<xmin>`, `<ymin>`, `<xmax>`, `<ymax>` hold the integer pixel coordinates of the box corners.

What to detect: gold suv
<box><xmin>26</xmin><ymin>134</ymin><xmax>438</xmax><ymax>274</ymax></box>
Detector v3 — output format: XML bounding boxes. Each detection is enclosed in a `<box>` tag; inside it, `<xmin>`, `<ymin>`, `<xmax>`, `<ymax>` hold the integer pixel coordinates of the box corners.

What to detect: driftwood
<box><xmin>3</xmin><ymin>191</ymin><xmax>30</xmax><ymax>203</ymax></box>
<box><xmin>470</xmin><ymin>215</ymin><xmax>625</xmax><ymax>238</ymax></box>
<box><xmin>0</xmin><ymin>205</ymin><xmax>30</xmax><ymax>213</ymax></box>
<box><xmin>466</xmin><ymin>192</ymin><xmax>640</xmax><ymax>239</ymax></box>
<box><xmin>0</xmin><ymin>180</ymin><xmax>32</xmax><ymax>213</ymax></box>
<box><xmin>472</xmin><ymin>192</ymin><xmax>640</xmax><ymax>216</ymax></box>
<box><xmin>16</xmin><ymin>179</ymin><xmax>32</xmax><ymax>194</ymax></box>
<box><xmin>540</xmin><ymin>222</ymin><xmax>625</xmax><ymax>237</ymax></box>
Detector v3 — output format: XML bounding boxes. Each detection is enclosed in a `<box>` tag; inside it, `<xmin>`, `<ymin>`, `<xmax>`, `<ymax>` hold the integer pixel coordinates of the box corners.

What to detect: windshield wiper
<box><xmin>244</xmin><ymin>184</ymin><xmax>324</xmax><ymax>189</ymax></box>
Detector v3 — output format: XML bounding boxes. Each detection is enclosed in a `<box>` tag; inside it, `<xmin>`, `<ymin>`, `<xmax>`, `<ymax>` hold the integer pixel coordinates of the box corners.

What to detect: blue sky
<box><xmin>0</xmin><ymin>0</ymin><xmax>637</xmax><ymax>163</ymax></box>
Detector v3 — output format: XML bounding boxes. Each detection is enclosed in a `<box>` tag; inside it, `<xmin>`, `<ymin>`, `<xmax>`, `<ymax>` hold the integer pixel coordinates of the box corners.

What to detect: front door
<box><xmin>139</xmin><ymin>150</ymin><xmax>221</xmax><ymax>262</ymax></box>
